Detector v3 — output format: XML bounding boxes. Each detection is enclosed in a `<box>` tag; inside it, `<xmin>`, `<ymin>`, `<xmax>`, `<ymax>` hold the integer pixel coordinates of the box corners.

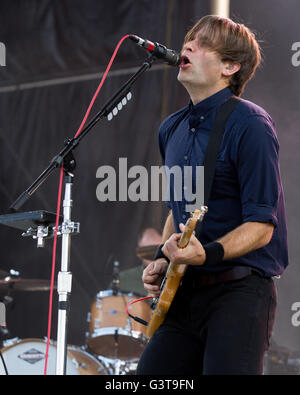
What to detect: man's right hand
<box><xmin>142</xmin><ymin>258</ymin><xmax>168</xmax><ymax>297</ymax></box>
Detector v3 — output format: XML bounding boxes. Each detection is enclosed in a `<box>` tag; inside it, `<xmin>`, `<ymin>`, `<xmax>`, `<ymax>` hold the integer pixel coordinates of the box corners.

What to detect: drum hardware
<box><xmin>112</xmin><ymin>260</ymin><xmax>120</xmax><ymax>296</ymax></box>
<box><xmin>22</xmin><ymin>221</ymin><xmax>79</xmax><ymax>248</ymax></box>
<box><xmin>0</xmin><ymin>326</ymin><xmax>9</xmax><ymax>344</ymax></box>
<box><xmin>70</xmin><ymin>355</ymin><xmax>88</xmax><ymax>369</ymax></box>
<box><xmin>94</xmin><ymin>353</ymin><xmax>139</xmax><ymax>375</ymax></box>
<box><xmin>0</xmin><ymin>270</ymin><xmax>9</xmax><ymax>279</ymax></box>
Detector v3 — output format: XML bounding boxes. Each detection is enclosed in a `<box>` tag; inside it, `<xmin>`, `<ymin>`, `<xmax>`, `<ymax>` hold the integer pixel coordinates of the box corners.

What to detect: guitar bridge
<box><xmin>150</xmin><ymin>276</ymin><xmax>167</xmax><ymax>310</ymax></box>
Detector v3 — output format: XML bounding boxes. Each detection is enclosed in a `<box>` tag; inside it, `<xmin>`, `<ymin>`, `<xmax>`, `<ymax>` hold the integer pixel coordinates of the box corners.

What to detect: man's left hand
<box><xmin>161</xmin><ymin>223</ymin><xmax>206</xmax><ymax>266</ymax></box>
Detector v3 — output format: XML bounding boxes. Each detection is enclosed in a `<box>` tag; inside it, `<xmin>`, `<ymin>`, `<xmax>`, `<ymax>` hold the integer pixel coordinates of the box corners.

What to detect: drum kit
<box><xmin>0</xmin><ymin>245</ymin><xmax>156</xmax><ymax>375</ymax></box>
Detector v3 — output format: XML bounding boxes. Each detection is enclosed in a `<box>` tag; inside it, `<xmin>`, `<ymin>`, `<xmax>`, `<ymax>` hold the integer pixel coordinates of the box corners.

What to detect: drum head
<box><xmin>0</xmin><ymin>338</ymin><xmax>79</xmax><ymax>375</ymax></box>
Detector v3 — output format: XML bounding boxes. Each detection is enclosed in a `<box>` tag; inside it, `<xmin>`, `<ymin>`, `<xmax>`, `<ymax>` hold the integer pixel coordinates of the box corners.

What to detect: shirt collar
<box><xmin>188</xmin><ymin>86</ymin><xmax>233</xmax><ymax>116</ymax></box>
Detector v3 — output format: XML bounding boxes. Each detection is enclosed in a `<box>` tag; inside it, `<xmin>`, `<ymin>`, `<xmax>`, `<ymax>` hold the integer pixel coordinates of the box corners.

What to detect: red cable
<box><xmin>44</xmin><ymin>165</ymin><xmax>64</xmax><ymax>375</ymax></box>
<box><xmin>43</xmin><ymin>34</ymin><xmax>130</xmax><ymax>375</ymax></box>
<box><xmin>126</xmin><ymin>296</ymin><xmax>153</xmax><ymax>317</ymax></box>
<box><xmin>74</xmin><ymin>34</ymin><xmax>130</xmax><ymax>139</ymax></box>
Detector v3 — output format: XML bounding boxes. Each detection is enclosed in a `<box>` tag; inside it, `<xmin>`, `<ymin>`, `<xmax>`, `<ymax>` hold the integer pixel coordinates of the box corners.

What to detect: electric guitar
<box><xmin>146</xmin><ymin>206</ymin><xmax>208</xmax><ymax>338</ymax></box>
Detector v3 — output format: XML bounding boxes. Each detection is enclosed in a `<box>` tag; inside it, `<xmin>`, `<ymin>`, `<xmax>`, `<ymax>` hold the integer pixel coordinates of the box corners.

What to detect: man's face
<box><xmin>177</xmin><ymin>38</ymin><xmax>225</xmax><ymax>90</ymax></box>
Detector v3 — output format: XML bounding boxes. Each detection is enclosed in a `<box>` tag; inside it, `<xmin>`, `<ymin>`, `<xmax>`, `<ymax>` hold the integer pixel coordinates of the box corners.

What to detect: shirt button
<box><xmin>184</xmin><ymin>155</ymin><xmax>188</xmax><ymax>161</ymax></box>
<box><xmin>190</xmin><ymin>128</ymin><xmax>195</xmax><ymax>132</ymax></box>
<box><xmin>182</xmin><ymin>214</ymin><xmax>186</xmax><ymax>219</ymax></box>
<box><xmin>200</xmin><ymin>116</ymin><xmax>205</xmax><ymax>121</ymax></box>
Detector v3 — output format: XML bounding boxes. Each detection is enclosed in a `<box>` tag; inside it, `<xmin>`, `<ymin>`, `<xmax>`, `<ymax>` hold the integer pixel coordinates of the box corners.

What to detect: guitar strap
<box><xmin>164</xmin><ymin>95</ymin><xmax>240</xmax><ymax>237</ymax></box>
<box><xmin>194</xmin><ymin>96</ymin><xmax>241</xmax><ymax>238</ymax></box>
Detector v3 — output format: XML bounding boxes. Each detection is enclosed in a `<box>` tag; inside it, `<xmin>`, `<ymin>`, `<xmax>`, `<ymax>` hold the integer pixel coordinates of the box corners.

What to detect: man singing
<box><xmin>136</xmin><ymin>15</ymin><xmax>288</xmax><ymax>375</ymax></box>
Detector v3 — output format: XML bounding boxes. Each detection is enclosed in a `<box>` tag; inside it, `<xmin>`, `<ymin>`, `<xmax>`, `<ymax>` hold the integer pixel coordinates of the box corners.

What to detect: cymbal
<box><xmin>0</xmin><ymin>277</ymin><xmax>56</xmax><ymax>292</ymax></box>
<box><xmin>135</xmin><ymin>244</ymin><xmax>159</xmax><ymax>260</ymax></box>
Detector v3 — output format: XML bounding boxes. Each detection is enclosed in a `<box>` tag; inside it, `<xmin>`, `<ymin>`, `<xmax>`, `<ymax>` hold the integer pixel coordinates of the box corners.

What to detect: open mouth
<box><xmin>180</xmin><ymin>55</ymin><xmax>191</xmax><ymax>68</ymax></box>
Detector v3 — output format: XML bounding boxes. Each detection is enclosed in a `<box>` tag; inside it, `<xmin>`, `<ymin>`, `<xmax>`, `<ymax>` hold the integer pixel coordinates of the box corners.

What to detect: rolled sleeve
<box><xmin>242</xmin><ymin>202</ymin><xmax>278</xmax><ymax>227</ymax></box>
<box><xmin>235</xmin><ymin>115</ymin><xmax>280</xmax><ymax>228</ymax></box>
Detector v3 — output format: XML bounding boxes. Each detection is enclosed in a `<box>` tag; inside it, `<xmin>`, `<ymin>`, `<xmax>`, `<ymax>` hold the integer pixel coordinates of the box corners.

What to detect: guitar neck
<box><xmin>145</xmin><ymin>206</ymin><xmax>208</xmax><ymax>339</ymax></box>
<box><xmin>162</xmin><ymin>216</ymin><xmax>198</xmax><ymax>282</ymax></box>
<box><xmin>177</xmin><ymin>216</ymin><xmax>199</xmax><ymax>248</ymax></box>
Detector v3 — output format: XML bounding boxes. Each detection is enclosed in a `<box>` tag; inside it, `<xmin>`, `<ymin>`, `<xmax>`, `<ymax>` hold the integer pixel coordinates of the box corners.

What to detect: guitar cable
<box><xmin>126</xmin><ymin>296</ymin><xmax>153</xmax><ymax>326</ymax></box>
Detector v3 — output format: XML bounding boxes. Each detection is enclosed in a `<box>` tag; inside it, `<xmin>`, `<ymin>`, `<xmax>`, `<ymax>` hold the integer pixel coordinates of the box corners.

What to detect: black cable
<box><xmin>128</xmin><ymin>313</ymin><xmax>148</xmax><ymax>326</ymax></box>
<box><xmin>0</xmin><ymin>350</ymin><xmax>8</xmax><ymax>375</ymax></box>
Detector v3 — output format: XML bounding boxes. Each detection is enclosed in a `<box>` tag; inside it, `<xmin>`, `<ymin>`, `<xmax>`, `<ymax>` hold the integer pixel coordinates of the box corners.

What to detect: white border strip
<box><xmin>0</xmin><ymin>63</ymin><xmax>168</xmax><ymax>93</ymax></box>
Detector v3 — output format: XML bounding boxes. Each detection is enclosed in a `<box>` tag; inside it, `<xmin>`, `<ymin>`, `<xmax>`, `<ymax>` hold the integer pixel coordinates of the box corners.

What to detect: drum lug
<box><xmin>125</xmin><ymin>318</ymin><xmax>132</xmax><ymax>331</ymax></box>
<box><xmin>94</xmin><ymin>318</ymin><xmax>101</xmax><ymax>329</ymax></box>
<box><xmin>71</xmin><ymin>357</ymin><xmax>87</xmax><ymax>370</ymax></box>
<box><xmin>1</xmin><ymin>337</ymin><xmax>19</xmax><ymax>347</ymax></box>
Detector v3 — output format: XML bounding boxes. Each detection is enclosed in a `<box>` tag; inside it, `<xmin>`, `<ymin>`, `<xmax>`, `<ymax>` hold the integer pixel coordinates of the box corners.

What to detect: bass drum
<box><xmin>0</xmin><ymin>338</ymin><xmax>108</xmax><ymax>375</ymax></box>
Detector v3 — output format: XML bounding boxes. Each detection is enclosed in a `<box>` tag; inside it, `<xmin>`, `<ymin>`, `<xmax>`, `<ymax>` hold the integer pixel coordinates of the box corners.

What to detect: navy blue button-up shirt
<box><xmin>158</xmin><ymin>87</ymin><xmax>288</xmax><ymax>277</ymax></box>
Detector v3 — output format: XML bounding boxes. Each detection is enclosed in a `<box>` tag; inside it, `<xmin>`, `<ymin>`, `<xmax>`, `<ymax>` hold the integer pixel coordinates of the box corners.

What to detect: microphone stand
<box><xmin>8</xmin><ymin>54</ymin><xmax>156</xmax><ymax>375</ymax></box>
<box><xmin>10</xmin><ymin>54</ymin><xmax>156</xmax><ymax>212</ymax></box>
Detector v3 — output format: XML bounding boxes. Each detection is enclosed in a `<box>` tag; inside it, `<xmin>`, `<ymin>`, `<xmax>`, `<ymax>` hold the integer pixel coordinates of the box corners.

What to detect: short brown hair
<box><xmin>184</xmin><ymin>15</ymin><xmax>261</xmax><ymax>96</ymax></box>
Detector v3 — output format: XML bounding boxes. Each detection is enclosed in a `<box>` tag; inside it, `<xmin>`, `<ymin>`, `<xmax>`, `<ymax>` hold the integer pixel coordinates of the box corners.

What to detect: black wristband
<box><xmin>203</xmin><ymin>241</ymin><xmax>224</xmax><ymax>266</ymax></box>
<box><xmin>154</xmin><ymin>244</ymin><xmax>170</xmax><ymax>263</ymax></box>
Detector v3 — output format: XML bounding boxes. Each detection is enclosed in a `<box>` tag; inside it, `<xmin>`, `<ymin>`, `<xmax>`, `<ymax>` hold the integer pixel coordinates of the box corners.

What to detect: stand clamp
<box><xmin>22</xmin><ymin>222</ymin><xmax>80</xmax><ymax>248</ymax></box>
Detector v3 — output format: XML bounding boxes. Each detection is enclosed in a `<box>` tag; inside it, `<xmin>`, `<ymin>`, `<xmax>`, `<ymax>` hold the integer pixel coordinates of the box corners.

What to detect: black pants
<box><xmin>136</xmin><ymin>272</ymin><xmax>277</xmax><ymax>375</ymax></box>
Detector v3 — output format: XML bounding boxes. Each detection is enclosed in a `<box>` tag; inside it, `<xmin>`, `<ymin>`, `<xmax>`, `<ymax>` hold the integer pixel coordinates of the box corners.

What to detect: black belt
<box><xmin>182</xmin><ymin>266</ymin><xmax>255</xmax><ymax>288</ymax></box>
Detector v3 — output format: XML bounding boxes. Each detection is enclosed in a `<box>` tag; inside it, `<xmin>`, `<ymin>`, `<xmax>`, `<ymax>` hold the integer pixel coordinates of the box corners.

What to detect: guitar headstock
<box><xmin>178</xmin><ymin>206</ymin><xmax>208</xmax><ymax>248</ymax></box>
<box><xmin>190</xmin><ymin>206</ymin><xmax>208</xmax><ymax>222</ymax></box>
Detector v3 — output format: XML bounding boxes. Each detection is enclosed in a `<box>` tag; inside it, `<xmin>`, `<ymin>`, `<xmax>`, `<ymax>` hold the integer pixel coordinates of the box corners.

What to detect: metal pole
<box><xmin>211</xmin><ymin>0</ymin><xmax>230</xmax><ymax>17</ymax></box>
<box><xmin>55</xmin><ymin>173</ymin><xmax>74</xmax><ymax>375</ymax></box>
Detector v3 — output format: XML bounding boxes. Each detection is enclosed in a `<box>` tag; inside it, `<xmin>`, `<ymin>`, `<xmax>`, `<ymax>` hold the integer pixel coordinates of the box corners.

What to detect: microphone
<box><xmin>129</xmin><ymin>34</ymin><xmax>181</xmax><ymax>66</ymax></box>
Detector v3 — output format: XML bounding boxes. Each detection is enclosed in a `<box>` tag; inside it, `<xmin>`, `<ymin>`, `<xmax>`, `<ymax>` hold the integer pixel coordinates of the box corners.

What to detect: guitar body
<box><xmin>146</xmin><ymin>207</ymin><xmax>207</xmax><ymax>338</ymax></box>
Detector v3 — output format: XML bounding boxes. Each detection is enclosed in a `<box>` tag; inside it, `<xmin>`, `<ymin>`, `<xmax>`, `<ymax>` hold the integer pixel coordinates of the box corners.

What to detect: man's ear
<box><xmin>222</xmin><ymin>62</ymin><xmax>241</xmax><ymax>77</ymax></box>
